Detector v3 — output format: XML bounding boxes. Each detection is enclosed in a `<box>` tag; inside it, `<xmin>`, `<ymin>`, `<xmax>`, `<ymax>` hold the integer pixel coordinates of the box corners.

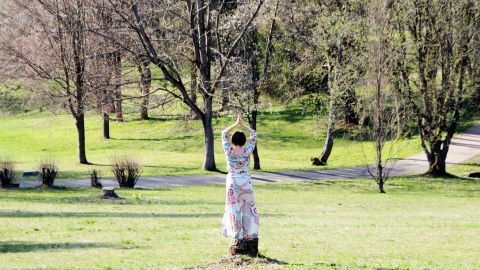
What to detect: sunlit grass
<box><xmin>0</xmin><ymin>174</ymin><xmax>479</xmax><ymax>269</ymax></box>
<box><xmin>0</xmin><ymin>109</ymin><xmax>421</xmax><ymax>179</ymax></box>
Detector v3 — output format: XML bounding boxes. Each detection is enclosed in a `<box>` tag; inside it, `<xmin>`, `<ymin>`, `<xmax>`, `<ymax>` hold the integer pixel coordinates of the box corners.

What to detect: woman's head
<box><xmin>231</xmin><ymin>131</ymin><xmax>246</xmax><ymax>146</ymax></box>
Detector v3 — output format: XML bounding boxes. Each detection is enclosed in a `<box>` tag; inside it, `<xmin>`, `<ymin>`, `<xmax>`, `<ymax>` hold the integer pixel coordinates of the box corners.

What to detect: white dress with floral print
<box><xmin>220</xmin><ymin>129</ymin><xmax>259</xmax><ymax>240</ymax></box>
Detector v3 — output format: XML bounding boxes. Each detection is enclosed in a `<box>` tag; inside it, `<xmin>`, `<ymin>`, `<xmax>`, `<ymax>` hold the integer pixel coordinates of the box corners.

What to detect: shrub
<box><xmin>0</xmin><ymin>160</ymin><xmax>15</xmax><ymax>188</ymax></box>
<box><xmin>298</xmin><ymin>93</ymin><xmax>329</xmax><ymax>117</ymax></box>
<box><xmin>39</xmin><ymin>160</ymin><xmax>57</xmax><ymax>187</ymax></box>
<box><xmin>112</xmin><ymin>157</ymin><xmax>142</xmax><ymax>188</ymax></box>
<box><xmin>90</xmin><ymin>169</ymin><xmax>102</xmax><ymax>188</ymax></box>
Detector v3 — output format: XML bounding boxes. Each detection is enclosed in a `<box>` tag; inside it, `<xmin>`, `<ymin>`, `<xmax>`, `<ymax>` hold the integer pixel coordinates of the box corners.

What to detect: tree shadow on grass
<box><xmin>291</xmin><ymin>262</ymin><xmax>404</xmax><ymax>270</ymax></box>
<box><xmin>396</xmin><ymin>174</ymin><xmax>477</xmax><ymax>181</ymax></box>
<box><xmin>0</xmin><ymin>241</ymin><xmax>119</xmax><ymax>253</ymax></box>
<box><xmin>0</xmin><ymin>192</ymin><xmax>226</xmax><ymax>206</ymax></box>
<box><xmin>0</xmin><ymin>210</ymin><xmax>285</xmax><ymax>219</ymax></box>
<box><xmin>108</xmin><ymin>134</ymin><xmax>196</xmax><ymax>142</ymax></box>
<box><xmin>87</xmin><ymin>163</ymin><xmax>187</xmax><ymax>169</ymax></box>
<box><xmin>84</xmin><ymin>163</ymin><xmax>222</xmax><ymax>174</ymax></box>
<box><xmin>128</xmin><ymin>115</ymin><xmax>184</xmax><ymax>122</ymax></box>
<box><xmin>0</xmin><ymin>211</ymin><xmax>221</xmax><ymax>218</ymax></box>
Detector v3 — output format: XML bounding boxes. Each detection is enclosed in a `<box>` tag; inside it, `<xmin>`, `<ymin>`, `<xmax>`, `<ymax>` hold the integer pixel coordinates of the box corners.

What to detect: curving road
<box><xmin>20</xmin><ymin>124</ymin><xmax>480</xmax><ymax>189</ymax></box>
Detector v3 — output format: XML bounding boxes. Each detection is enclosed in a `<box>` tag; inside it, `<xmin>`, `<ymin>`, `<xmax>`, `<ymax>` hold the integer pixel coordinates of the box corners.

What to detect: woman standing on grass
<box><xmin>220</xmin><ymin>115</ymin><xmax>259</xmax><ymax>253</ymax></box>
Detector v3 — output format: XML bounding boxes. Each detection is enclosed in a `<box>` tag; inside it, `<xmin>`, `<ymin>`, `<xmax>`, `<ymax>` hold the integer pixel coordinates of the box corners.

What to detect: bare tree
<box><xmin>363</xmin><ymin>0</ymin><xmax>395</xmax><ymax>193</ymax></box>
<box><xmin>90</xmin><ymin>0</ymin><xmax>118</xmax><ymax>139</ymax></box>
<box><xmin>392</xmin><ymin>0</ymin><xmax>476</xmax><ymax>176</ymax></box>
<box><xmin>222</xmin><ymin>0</ymin><xmax>279</xmax><ymax>170</ymax></box>
<box><xmin>89</xmin><ymin>52</ymin><xmax>114</xmax><ymax>139</ymax></box>
<box><xmin>306</xmin><ymin>1</ymin><xmax>366</xmax><ymax>165</ymax></box>
<box><xmin>90</xmin><ymin>0</ymin><xmax>265</xmax><ymax>171</ymax></box>
<box><xmin>247</xmin><ymin>0</ymin><xmax>279</xmax><ymax>170</ymax></box>
<box><xmin>0</xmin><ymin>0</ymin><xmax>95</xmax><ymax>164</ymax></box>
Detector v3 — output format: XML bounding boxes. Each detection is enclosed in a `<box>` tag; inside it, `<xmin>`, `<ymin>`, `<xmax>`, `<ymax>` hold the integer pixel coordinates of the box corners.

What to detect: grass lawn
<box><xmin>0</xmin><ymin>109</ymin><xmax>422</xmax><ymax>179</ymax></box>
<box><xmin>0</xmin><ymin>167</ymin><xmax>479</xmax><ymax>269</ymax></box>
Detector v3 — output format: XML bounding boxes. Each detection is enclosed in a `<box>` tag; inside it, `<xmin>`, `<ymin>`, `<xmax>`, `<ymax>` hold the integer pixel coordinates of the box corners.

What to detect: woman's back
<box><xmin>222</xmin><ymin>130</ymin><xmax>257</xmax><ymax>174</ymax></box>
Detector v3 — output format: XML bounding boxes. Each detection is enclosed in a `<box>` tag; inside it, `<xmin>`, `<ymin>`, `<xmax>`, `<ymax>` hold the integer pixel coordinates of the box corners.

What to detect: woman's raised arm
<box><xmin>221</xmin><ymin>115</ymin><xmax>241</xmax><ymax>153</ymax></box>
<box><xmin>239</xmin><ymin>118</ymin><xmax>257</xmax><ymax>155</ymax></box>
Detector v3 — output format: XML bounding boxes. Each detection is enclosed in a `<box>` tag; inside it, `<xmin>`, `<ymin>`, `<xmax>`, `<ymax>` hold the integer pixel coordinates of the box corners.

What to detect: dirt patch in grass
<box><xmin>186</xmin><ymin>255</ymin><xmax>287</xmax><ymax>270</ymax></box>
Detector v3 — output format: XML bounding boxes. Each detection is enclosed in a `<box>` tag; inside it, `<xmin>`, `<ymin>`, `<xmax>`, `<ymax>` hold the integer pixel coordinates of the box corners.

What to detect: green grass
<box><xmin>448</xmin><ymin>155</ymin><xmax>480</xmax><ymax>178</ymax></box>
<box><xmin>0</xmin><ymin>108</ymin><xmax>422</xmax><ymax>179</ymax></box>
<box><xmin>0</xmin><ymin>174</ymin><xmax>479</xmax><ymax>269</ymax></box>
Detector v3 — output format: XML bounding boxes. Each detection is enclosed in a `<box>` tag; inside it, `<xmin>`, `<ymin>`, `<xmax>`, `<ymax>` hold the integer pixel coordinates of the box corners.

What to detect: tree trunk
<box><xmin>375</xmin><ymin>80</ymin><xmax>385</xmax><ymax>193</ymax></box>
<box><xmin>196</xmin><ymin>1</ymin><xmax>216</xmax><ymax>171</ymax></box>
<box><xmin>101</xmin><ymin>83</ymin><xmax>111</xmax><ymax>139</ymax></box>
<box><xmin>138</xmin><ymin>59</ymin><xmax>151</xmax><ymax>120</ymax></box>
<box><xmin>113</xmin><ymin>52</ymin><xmax>123</xmax><ymax>122</ymax></box>
<box><xmin>344</xmin><ymin>88</ymin><xmax>358</xmax><ymax>125</ymax></box>
<box><xmin>219</xmin><ymin>87</ymin><xmax>229</xmax><ymax>112</ymax></box>
<box><xmin>394</xmin><ymin>88</ymin><xmax>403</xmax><ymax>139</ymax></box>
<box><xmin>249</xmin><ymin>36</ymin><xmax>261</xmax><ymax>170</ymax></box>
<box><xmin>318</xmin><ymin>100</ymin><xmax>336</xmax><ymax>164</ymax></box>
<box><xmin>190</xmin><ymin>62</ymin><xmax>198</xmax><ymax>119</ymax></box>
<box><xmin>472</xmin><ymin>69</ymin><xmax>480</xmax><ymax>109</ymax></box>
<box><xmin>425</xmin><ymin>140</ymin><xmax>448</xmax><ymax>177</ymax></box>
<box><xmin>75</xmin><ymin>114</ymin><xmax>88</xmax><ymax>164</ymax></box>
<box><xmin>317</xmin><ymin>38</ymin><xmax>343</xmax><ymax>165</ymax></box>
<box><xmin>375</xmin><ymin>137</ymin><xmax>385</xmax><ymax>194</ymax></box>
<box><xmin>72</xmin><ymin>14</ymin><xmax>88</xmax><ymax>165</ymax></box>
<box><xmin>249</xmin><ymin>108</ymin><xmax>261</xmax><ymax>170</ymax></box>
<box><xmin>320</xmin><ymin>119</ymin><xmax>335</xmax><ymax>164</ymax></box>
<box><xmin>110</xmin><ymin>100</ymin><xmax>116</xmax><ymax>114</ymax></box>
<box><xmin>229</xmin><ymin>238</ymin><xmax>259</xmax><ymax>257</ymax></box>
<box><xmin>202</xmin><ymin>98</ymin><xmax>216</xmax><ymax>171</ymax></box>
<box><xmin>378</xmin><ymin>180</ymin><xmax>385</xmax><ymax>193</ymax></box>
<box><xmin>103</xmin><ymin>112</ymin><xmax>110</xmax><ymax>139</ymax></box>
<box><xmin>426</xmin><ymin>157</ymin><xmax>447</xmax><ymax>176</ymax></box>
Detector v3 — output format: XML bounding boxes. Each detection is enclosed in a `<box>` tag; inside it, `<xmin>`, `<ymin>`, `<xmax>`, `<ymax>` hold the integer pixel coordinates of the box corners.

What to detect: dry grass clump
<box><xmin>39</xmin><ymin>160</ymin><xmax>57</xmax><ymax>187</ymax></box>
<box><xmin>111</xmin><ymin>156</ymin><xmax>142</xmax><ymax>188</ymax></box>
<box><xmin>0</xmin><ymin>160</ymin><xmax>15</xmax><ymax>188</ymax></box>
<box><xmin>185</xmin><ymin>255</ymin><xmax>287</xmax><ymax>270</ymax></box>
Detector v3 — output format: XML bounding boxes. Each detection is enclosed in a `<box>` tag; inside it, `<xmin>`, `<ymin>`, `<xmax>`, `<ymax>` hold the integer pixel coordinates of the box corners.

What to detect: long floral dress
<box><xmin>220</xmin><ymin>129</ymin><xmax>259</xmax><ymax>240</ymax></box>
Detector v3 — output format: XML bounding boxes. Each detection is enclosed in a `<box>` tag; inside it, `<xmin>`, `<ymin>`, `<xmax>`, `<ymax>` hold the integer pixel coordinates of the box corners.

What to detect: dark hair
<box><xmin>231</xmin><ymin>131</ymin><xmax>247</xmax><ymax>146</ymax></box>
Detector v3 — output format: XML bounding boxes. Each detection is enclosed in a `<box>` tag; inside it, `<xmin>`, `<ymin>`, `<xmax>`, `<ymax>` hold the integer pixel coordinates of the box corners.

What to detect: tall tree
<box><xmin>1</xmin><ymin>0</ymin><xmax>93</xmax><ymax>164</ymax></box>
<box><xmin>92</xmin><ymin>0</ymin><xmax>265</xmax><ymax>171</ymax></box>
<box><xmin>91</xmin><ymin>0</ymin><xmax>116</xmax><ymax>139</ymax></box>
<box><xmin>286</xmin><ymin>0</ymin><xmax>366</xmax><ymax>165</ymax></box>
<box><xmin>112</xmin><ymin>51</ymin><xmax>123</xmax><ymax>122</ymax></box>
<box><xmin>364</xmin><ymin>0</ymin><xmax>395</xmax><ymax>193</ymax></box>
<box><xmin>392</xmin><ymin>0</ymin><xmax>476</xmax><ymax>176</ymax></box>
<box><xmin>137</xmin><ymin>55</ymin><xmax>151</xmax><ymax>120</ymax></box>
<box><xmin>222</xmin><ymin>0</ymin><xmax>279</xmax><ymax>170</ymax></box>
<box><xmin>469</xmin><ymin>7</ymin><xmax>480</xmax><ymax>110</ymax></box>
<box><xmin>245</xmin><ymin>0</ymin><xmax>279</xmax><ymax>170</ymax></box>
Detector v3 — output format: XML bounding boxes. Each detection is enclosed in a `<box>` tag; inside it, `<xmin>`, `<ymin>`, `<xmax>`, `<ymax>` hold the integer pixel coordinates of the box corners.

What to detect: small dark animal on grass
<box><xmin>311</xmin><ymin>157</ymin><xmax>326</xmax><ymax>166</ymax></box>
<box><xmin>468</xmin><ymin>172</ymin><xmax>480</xmax><ymax>178</ymax></box>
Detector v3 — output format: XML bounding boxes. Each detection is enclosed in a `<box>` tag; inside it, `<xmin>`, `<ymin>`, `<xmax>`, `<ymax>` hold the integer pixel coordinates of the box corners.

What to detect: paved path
<box><xmin>20</xmin><ymin>124</ymin><xmax>480</xmax><ymax>189</ymax></box>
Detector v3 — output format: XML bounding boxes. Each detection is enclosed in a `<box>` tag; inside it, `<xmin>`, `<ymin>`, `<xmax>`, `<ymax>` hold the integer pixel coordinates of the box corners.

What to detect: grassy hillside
<box><xmin>0</xmin><ymin>107</ymin><xmax>422</xmax><ymax>179</ymax></box>
<box><xmin>0</xmin><ymin>173</ymin><xmax>479</xmax><ymax>269</ymax></box>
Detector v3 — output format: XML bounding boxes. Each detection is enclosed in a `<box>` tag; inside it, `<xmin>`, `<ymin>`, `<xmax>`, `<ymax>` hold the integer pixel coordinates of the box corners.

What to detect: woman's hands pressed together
<box><xmin>223</xmin><ymin>114</ymin><xmax>255</xmax><ymax>137</ymax></box>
